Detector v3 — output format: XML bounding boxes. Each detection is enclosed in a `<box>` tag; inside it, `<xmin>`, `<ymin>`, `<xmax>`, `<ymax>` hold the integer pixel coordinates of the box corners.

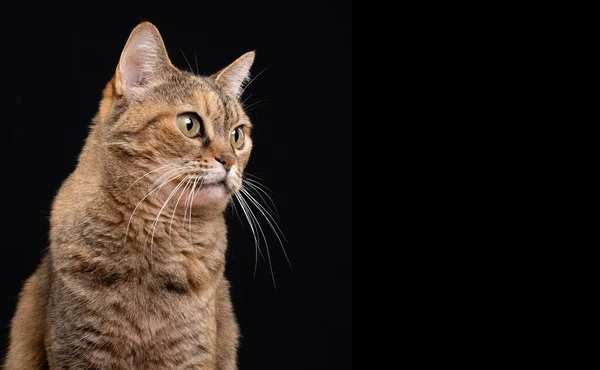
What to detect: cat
<box><xmin>4</xmin><ymin>21</ymin><xmax>256</xmax><ymax>369</ymax></box>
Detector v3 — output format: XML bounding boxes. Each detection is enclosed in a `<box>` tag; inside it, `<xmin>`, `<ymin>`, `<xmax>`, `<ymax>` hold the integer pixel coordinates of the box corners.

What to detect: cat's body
<box><xmin>4</xmin><ymin>22</ymin><xmax>255</xmax><ymax>369</ymax></box>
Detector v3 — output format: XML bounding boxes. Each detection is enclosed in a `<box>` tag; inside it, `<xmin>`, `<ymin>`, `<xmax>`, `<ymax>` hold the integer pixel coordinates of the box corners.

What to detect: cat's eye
<box><xmin>231</xmin><ymin>127</ymin><xmax>245</xmax><ymax>149</ymax></box>
<box><xmin>176</xmin><ymin>113</ymin><xmax>203</xmax><ymax>138</ymax></box>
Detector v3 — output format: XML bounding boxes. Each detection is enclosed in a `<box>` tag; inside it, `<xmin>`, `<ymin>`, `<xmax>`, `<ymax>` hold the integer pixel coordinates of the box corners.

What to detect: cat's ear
<box><xmin>115</xmin><ymin>22</ymin><xmax>174</xmax><ymax>95</ymax></box>
<box><xmin>214</xmin><ymin>51</ymin><xmax>256</xmax><ymax>99</ymax></box>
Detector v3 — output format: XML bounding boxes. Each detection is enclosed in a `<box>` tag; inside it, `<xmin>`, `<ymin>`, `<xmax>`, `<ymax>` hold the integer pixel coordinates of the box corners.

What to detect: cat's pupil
<box><xmin>233</xmin><ymin>129</ymin><xmax>239</xmax><ymax>142</ymax></box>
<box><xmin>186</xmin><ymin>119</ymin><xmax>194</xmax><ymax>131</ymax></box>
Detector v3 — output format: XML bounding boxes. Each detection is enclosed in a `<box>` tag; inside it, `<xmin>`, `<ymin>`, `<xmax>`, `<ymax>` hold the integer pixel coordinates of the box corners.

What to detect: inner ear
<box><xmin>115</xmin><ymin>22</ymin><xmax>174</xmax><ymax>95</ymax></box>
<box><xmin>214</xmin><ymin>51</ymin><xmax>256</xmax><ymax>99</ymax></box>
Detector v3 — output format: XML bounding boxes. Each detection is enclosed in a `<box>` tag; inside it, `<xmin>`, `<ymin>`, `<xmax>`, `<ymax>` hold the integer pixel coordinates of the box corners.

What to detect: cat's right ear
<box><xmin>115</xmin><ymin>22</ymin><xmax>174</xmax><ymax>96</ymax></box>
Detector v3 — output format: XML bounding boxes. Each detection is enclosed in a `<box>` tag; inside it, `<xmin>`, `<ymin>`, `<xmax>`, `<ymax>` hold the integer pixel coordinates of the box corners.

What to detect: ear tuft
<box><xmin>115</xmin><ymin>22</ymin><xmax>173</xmax><ymax>95</ymax></box>
<box><xmin>214</xmin><ymin>51</ymin><xmax>256</xmax><ymax>98</ymax></box>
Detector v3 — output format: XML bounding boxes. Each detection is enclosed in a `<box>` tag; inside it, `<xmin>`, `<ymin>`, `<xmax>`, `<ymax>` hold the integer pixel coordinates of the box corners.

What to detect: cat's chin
<box><xmin>156</xmin><ymin>179</ymin><xmax>232</xmax><ymax>209</ymax></box>
<box><xmin>190</xmin><ymin>183</ymin><xmax>230</xmax><ymax>207</ymax></box>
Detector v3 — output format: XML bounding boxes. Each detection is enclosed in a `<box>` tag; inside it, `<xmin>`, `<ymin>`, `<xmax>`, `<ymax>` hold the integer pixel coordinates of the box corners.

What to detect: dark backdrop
<box><xmin>0</xmin><ymin>1</ymin><xmax>352</xmax><ymax>369</ymax></box>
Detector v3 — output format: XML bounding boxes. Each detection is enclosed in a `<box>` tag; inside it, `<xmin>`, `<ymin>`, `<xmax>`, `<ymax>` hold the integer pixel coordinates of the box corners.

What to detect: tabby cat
<box><xmin>4</xmin><ymin>22</ymin><xmax>256</xmax><ymax>369</ymax></box>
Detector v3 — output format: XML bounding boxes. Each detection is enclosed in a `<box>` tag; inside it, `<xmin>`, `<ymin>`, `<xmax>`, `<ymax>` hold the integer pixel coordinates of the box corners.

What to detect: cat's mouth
<box><xmin>148</xmin><ymin>168</ymin><xmax>238</xmax><ymax>207</ymax></box>
<box><xmin>154</xmin><ymin>175</ymin><xmax>232</xmax><ymax>207</ymax></box>
<box><xmin>199</xmin><ymin>179</ymin><xmax>226</xmax><ymax>189</ymax></box>
<box><xmin>187</xmin><ymin>178</ymin><xmax>231</xmax><ymax>206</ymax></box>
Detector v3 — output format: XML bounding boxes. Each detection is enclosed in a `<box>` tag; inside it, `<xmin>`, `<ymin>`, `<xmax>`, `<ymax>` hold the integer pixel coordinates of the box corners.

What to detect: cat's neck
<box><xmin>50</xmin><ymin>164</ymin><xmax>229</xmax><ymax>287</ymax></box>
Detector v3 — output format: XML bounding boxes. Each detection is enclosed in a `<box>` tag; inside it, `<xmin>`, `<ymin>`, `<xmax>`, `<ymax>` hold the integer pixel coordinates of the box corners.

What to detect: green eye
<box><xmin>176</xmin><ymin>113</ymin><xmax>203</xmax><ymax>138</ymax></box>
<box><xmin>231</xmin><ymin>126</ymin><xmax>245</xmax><ymax>149</ymax></box>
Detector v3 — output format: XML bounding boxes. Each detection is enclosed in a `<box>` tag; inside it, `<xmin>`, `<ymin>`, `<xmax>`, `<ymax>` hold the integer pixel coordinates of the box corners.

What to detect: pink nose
<box><xmin>216</xmin><ymin>154</ymin><xmax>236</xmax><ymax>171</ymax></box>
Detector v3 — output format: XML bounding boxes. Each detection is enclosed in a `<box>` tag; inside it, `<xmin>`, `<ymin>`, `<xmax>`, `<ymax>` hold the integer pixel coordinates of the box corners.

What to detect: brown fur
<box><xmin>4</xmin><ymin>22</ymin><xmax>255</xmax><ymax>369</ymax></box>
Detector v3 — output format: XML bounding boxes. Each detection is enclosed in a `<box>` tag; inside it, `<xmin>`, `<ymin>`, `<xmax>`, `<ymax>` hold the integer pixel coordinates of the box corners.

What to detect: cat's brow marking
<box><xmin>202</xmin><ymin>91</ymin><xmax>220</xmax><ymax>117</ymax></box>
<box><xmin>147</xmin><ymin>112</ymin><xmax>171</xmax><ymax>126</ymax></box>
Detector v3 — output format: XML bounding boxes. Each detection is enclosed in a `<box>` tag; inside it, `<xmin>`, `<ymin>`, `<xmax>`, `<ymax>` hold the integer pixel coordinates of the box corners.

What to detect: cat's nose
<box><xmin>216</xmin><ymin>154</ymin><xmax>236</xmax><ymax>171</ymax></box>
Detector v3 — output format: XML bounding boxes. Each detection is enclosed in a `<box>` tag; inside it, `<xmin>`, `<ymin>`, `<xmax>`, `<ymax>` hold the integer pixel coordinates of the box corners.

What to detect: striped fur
<box><xmin>5</xmin><ymin>22</ymin><xmax>254</xmax><ymax>369</ymax></box>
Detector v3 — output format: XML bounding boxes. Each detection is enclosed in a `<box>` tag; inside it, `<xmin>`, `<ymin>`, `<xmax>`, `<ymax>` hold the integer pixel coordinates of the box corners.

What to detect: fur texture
<box><xmin>4</xmin><ymin>22</ymin><xmax>255</xmax><ymax>369</ymax></box>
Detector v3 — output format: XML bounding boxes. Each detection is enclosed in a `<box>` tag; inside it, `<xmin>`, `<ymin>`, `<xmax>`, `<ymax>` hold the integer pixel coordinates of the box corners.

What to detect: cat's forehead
<box><xmin>143</xmin><ymin>73</ymin><xmax>243</xmax><ymax>125</ymax></box>
<box><xmin>147</xmin><ymin>73</ymin><xmax>218</xmax><ymax>104</ymax></box>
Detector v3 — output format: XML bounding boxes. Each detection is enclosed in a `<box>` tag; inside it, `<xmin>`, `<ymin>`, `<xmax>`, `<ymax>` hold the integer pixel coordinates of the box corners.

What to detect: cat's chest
<box><xmin>50</xmin><ymin>278</ymin><xmax>219</xmax><ymax>369</ymax></box>
<box><xmin>110</xmin><ymin>288</ymin><xmax>217</xmax><ymax>347</ymax></box>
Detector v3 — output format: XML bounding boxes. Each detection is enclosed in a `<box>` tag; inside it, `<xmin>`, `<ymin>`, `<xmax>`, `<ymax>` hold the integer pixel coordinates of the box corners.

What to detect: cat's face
<box><xmin>97</xmin><ymin>23</ymin><xmax>255</xmax><ymax>210</ymax></box>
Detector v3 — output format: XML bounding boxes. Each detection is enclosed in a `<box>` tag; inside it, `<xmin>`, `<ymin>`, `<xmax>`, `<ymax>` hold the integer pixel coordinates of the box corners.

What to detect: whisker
<box><xmin>241</xmin><ymin>92</ymin><xmax>255</xmax><ymax>107</ymax></box>
<box><xmin>169</xmin><ymin>177</ymin><xmax>194</xmax><ymax>247</ymax></box>
<box><xmin>148</xmin><ymin>175</ymin><xmax>191</xmax><ymax>260</ymax></box>
<box><xmin>124</xmin><ymin>168</ymin><xmax>187</xmax><ymax>247</ymax></box>
<box><xmin>238</xmin><ymin>192</ymin><xmax>263</xmax><ymax>279</ymax></box>
<box><xmin>103</xmin><ymin>142</ymin><xmax>130</xmax><ymax>147</ymax></box>
<box><xmin>240</xmin><ymin>188</ymin><xmax>291</xmax><ymax>268</ymax></box>
<box><xmin>237</xmin><ymin>193</ymin><xmax>264</xmax><ymax>263</ymax></box>
<box><xmin>192</xmin><ymin>177</ymin><xmax>206</xmax><ymax>202</ymax></box>
<box><xmin>188</xmin><ymin>176</ymin><xmax>201</xmax><ymax>246</ymax></box>
<box><xmin>229</xmin><ymin>195</ymin><xmax>244</xmax><ymax>226</ymax></box>
<box><xmin>120</xmin><ymin>163</ymin><xmax>177</xmax><ymax>195</ymax></box>
<box><xmin>150</xmin><ymin>167</ymin><xmax>185</xmax><ymax>190</ymax></box>
<box><xmin>244</xmin><ymin>173</ymin><xmax>268</xmax><ymax>184</ymax></box>
<box><xmin>234</xmin><ymin>192</ymin><xmax>261</xmax><ymax>279</ymax></box>
<box><xmin>240</xmin><ymin>187</ymin><xmax>287</xmax><ymax>243</ymax></box>
<box><xmin>180</xmin><ymin>49</ymin><xmax>194</xmax><ymax>73</ymax></box>
<box><xmin>240</xmin><ymin>67</ymin><xmax>268</xmax><ymax>96</ymax></box>
<box><xmin>244</xmin><ymin>176</ymin><xmax>275</xmax><ymax>194</ymax></box>
<box><xmin>193</xmin><ymin>48</ymin><xmax>199</xmax><ymax>75</ymax></box>
<box><xmin>243</xmin><ymin>99</ymin><xmax>269</xmax><ymax>112</ymax></box>
<box><xmin>238</xmin><ymin>191</ymin><xmax>276</xmax><ymax>289</ymax></box>
<box><xmin>242</xmin><ymin>179</ymin><xmax>280</xmax><ymax>218</ymax></box>
<box><xmin>182</xmin><ymin>178</ymin><xmax>194</xmax><ymax>242</ymax></box>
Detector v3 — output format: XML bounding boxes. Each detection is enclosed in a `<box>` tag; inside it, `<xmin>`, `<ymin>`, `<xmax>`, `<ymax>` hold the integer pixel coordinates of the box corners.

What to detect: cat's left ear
<box><xmin>213</xmin><ymin>51</ymin><xmax>256</xmax><ymax>99</ymax></box>
<box><xmin>115</xmin><ymin>22</ymin><xmax>175</xmax><ymax>95</ymax></box>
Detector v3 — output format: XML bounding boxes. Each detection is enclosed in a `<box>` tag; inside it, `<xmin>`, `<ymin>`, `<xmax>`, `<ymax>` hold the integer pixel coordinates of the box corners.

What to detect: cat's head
<box><xmin>95</xmin><ymin>22</ymin><xmax>255</xmax><ymax>210</ymax></box>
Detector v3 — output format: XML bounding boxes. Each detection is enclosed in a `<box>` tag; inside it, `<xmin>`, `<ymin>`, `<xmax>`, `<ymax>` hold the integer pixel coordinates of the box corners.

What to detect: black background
<box><xmin>0</xmin><ymin>0</ymin><xmax>352</xmax><ymax>369</ymax></box>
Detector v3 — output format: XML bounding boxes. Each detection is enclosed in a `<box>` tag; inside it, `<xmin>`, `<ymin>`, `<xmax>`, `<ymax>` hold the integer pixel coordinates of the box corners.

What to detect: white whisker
<box><xmin>151</xmin><ymin>167</ymin><xmax>185</xmax><ymax>190</ymax></box>
<box><xmin>244</xmin><ymin>99</ymin><xmax>269</xmax><ymax>112</ymax></box>
<box><xmin>237</xmin><ymin>191</ymin><xmax>276</xmax><ymax>288</ymax></box>
<box><xmin>233</xmin><ymin>192</ymin><xmax>261</xmax><ymax>279</ymax></box>
<box><xmin>241</xmin><ymin>92</ymin><xmax>255</xmax><ymax>107</ymax></box>
<box><xmin>242</xmin><ymin>179</ymin><xmax>280</xmax><ymax>218</ymax></box>
<box><xmin>188</xmin><ymin>176</ymin><xmax>201</xmax><ymax>246</ymax></box>
<box><xmin>240</xmin><ymin>188</ymin><xmax>291</xmax><ymax>268</ymax></box>
<box><xmin>124</xmin><ymin>168</ymin><xmax>187</xmax><ymax>247</ymax></box>
<box><xmin>244</xmin><ymin>173</ymin><xmax>268</xmax><ymax>184</ymax></box>
<box><xmin>240</xmin><ymin>67</ymin><xmax>268</xmax><ymax>96</ymax></box>
<box><xmin>180</xmin><ymin>49</ymin><xmax>194</xmax><ymax>73</ymax></box>
<box><xmin>229</xmin><ymin>195</ymin><xmax>244</xmax><ymax>225</ymax></box>
<box><xmin>148</xmin><ymin>175</ymin><xmax>191</xmax><ymax>260</ymax></box>
<box><xmin>169</xmin><ymin>177</ymin><xmax>194</xmax><ymax>247</ymax></box>
<box><xmin>193</xmin><ymin>48</ymin><xmax>199</xmax><ymax>75</ymax></box>
<box><xmin>244</xmin><ymin>176</ymin><xmax>275</xmax><ymax>194</ymax></box>
<box><xmin>240</xmin><ymin>187</ymin><xmax>288</xmax><ymax>243</ymax></box>
<box><xmin>121</xmin><ymin>163</ymin><xmax>177</xmax><ymax>195</ymax></box>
